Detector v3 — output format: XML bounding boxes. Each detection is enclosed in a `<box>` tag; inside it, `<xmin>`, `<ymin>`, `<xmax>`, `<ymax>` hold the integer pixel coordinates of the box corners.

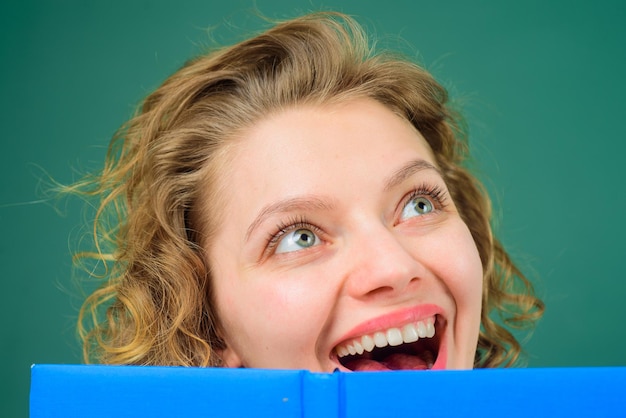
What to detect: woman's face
<box><xmin>207</xmin><ymin>98</ymin><xmax>483</xmax><ymax>372</ymax></box>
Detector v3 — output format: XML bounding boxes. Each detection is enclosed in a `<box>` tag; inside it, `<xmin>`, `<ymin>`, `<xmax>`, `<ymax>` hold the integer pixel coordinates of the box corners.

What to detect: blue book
<box><xmin>30</xmin><ymin>364</ymin><xmax>626</xmax><ymax>417</ymax></box>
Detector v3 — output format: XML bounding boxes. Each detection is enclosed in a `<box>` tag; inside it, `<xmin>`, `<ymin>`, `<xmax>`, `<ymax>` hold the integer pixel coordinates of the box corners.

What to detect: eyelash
<box><xmin>401</xmin><ymin>183</ymin><xmax>448</xmax><ymax>215</ymax></box>
<box><xmin>265</xmin><ymin>215</ymin><xmax>322</xmax><ymax>255</ymax></box>
<box><xmin>263</xmin><ymin>183</ymin><xmax>448</xmax><ymax>256</ymax></box>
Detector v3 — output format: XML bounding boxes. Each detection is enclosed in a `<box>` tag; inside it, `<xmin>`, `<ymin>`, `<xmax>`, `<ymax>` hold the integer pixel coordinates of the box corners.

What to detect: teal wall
<box><xmin>2</xmin><ymin>1</ymin><xmax>624</xmax><ymax>416</ymax></box>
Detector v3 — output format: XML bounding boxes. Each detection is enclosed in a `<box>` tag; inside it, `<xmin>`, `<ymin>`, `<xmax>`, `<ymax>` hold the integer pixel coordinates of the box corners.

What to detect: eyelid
<box><xmin>396</xmin><ymin>183</ymin><xmax>448</xmax><ymax>222</ymax></box>
<box><xmin>263</xmin><ymin>216</ymin><xmax>324</xmax><ymax>258</ymax></box>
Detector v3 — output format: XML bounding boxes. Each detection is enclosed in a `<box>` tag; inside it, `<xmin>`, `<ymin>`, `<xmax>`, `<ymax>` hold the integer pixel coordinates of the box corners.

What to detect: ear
<box><xmin>218</xmin><ymin>344</ymin><xmax>244</xmax><ymax>368</ymax></box>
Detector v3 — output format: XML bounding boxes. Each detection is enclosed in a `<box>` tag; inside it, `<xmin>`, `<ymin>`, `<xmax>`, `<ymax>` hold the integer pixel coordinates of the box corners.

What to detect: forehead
<box><xmin>201</xmin><ymin>99</ymin><xmax>439</xmax><ymax>236</ymax></box>
<box><xmin>225</xmin><ymin>98</ymin><xmax>437</xmax><ymax>192</ymax></box>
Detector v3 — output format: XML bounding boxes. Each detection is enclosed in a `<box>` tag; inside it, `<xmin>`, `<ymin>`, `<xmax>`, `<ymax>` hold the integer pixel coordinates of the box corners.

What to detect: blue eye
<box><xmin>275</xmin><ymin>228</ymin><xmax>319</xmax><ymax>254</ymax></box>
<box><xmin>401</xmin><ymin>196</ymin><xmax>434</xmax><ymax>220</ymax></box>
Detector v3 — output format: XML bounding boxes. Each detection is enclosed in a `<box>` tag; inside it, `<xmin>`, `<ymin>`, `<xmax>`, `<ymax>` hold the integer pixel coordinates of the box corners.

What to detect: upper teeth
<box><xmin>336</xmin><ymin>317</ymin><xmax>436</xmax><ymax>358</ymax></box>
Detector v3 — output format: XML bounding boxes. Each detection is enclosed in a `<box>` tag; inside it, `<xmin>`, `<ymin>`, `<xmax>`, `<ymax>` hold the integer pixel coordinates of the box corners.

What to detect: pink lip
<box><xmin>331</xmin><ymin>304</ymin><xmax>449</xmax><ymax>371</ymax></box>
<box><xmin>333</xmin><ymin>304</ymin><xmax>444</xmax><ymax>347</ymax></box>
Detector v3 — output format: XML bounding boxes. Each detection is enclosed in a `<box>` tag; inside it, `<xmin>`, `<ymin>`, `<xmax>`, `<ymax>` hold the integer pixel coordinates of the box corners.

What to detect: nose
<box><xmin>341</xmin><ymin>223</ymin><xmax>424</xmax><ymax>299</ymax></box>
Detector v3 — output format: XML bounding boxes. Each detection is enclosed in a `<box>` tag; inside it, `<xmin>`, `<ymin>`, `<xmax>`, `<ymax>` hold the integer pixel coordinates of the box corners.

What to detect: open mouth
<box><xmin>334</xmin><ymin>315</ymin><xmax>443</xmax><ymax>371</ymax></box>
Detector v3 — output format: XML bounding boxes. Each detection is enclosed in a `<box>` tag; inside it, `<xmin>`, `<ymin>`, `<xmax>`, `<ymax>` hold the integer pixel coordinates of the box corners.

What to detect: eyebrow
<box><xmin>383</xmin><ymin>159</ymin><xmax>442</xmax><ymax>191</ymax></box>
<box><xmin>245</xmin><ymin>159</ymin><xmax>440</xmax><ymax>242</ymax></box>
<box><xmin>245</xmin><ymin>195</ymin><xmax>336</xmax><ymax>242</ymax></box>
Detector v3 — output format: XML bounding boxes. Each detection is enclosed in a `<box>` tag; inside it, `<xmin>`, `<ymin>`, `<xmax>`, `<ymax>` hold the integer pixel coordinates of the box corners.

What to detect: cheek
<box><xmin>214</xmin><ymin>267</ymin><xmax>331</xmax><ymax>347</ymax></box>
<box><xmin>453</xmin><ymin>230</ymin><xmax>483</xmax><ymax>329</ymax></box>
<box><xmin>432</xmin><ymin>221</ymin><xmax>484</xmax><ymax>311</ymax></box>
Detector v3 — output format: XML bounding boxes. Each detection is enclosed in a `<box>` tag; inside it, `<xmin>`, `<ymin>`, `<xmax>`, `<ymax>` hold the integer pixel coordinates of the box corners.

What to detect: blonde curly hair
<box><xmin>71</xmin><ymin>12</ymin><xmax>543</xmax><ymax>368</ymax></box>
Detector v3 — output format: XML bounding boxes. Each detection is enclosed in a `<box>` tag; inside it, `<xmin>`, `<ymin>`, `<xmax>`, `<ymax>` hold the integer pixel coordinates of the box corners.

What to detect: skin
<box><xmin>206</xmin><ymin>98</ymin><xmax>483</xmax><ymax>372</ymax></box>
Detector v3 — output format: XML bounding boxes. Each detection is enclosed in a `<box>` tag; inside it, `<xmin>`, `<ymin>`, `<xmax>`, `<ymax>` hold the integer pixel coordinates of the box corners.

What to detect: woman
<box><xmin>74</xmin><ymin>12</ymin><xmax>543</xmax><ymax>371</ymax></box>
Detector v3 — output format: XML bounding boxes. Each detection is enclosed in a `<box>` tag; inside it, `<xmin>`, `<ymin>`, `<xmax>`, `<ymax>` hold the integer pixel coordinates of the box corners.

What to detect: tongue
<box><xmin>345</xmin><ymin>353</ymin><xmax>430</xmax><ymax>372</ymax></box>
<box><xmin>383</xmin><ymin>353</ymin><xmax>430</xmax><ymax>370</ymax></box>
<box><xmin>345</xmin><ymin>358</ymin><xmax>392</xmax><ymax>371</ymax></box>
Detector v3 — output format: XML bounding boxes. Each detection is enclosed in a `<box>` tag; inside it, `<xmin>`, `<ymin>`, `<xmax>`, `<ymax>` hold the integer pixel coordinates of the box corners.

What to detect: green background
<box><xmin>2</xmin><ymin>0</ymin><xmax>624</xmax><ymax>416</ymax></box>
